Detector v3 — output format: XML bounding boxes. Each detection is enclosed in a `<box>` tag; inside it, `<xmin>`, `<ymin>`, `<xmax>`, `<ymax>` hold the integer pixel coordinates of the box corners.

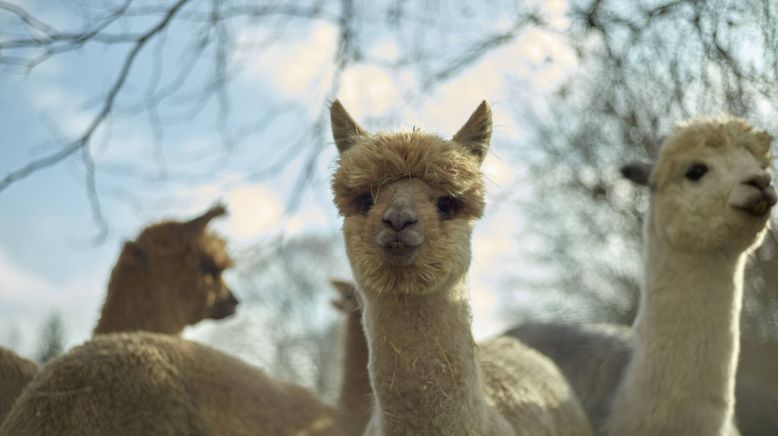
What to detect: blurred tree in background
<box><xmin>35</xmin><ymin>311</ymin><xmax>66</xmax><ymax>363</ymax></box>
<box><xmin>507</xmin><ymin>0</ymin><xmax>778</xmax><ymax>390</ymax></box>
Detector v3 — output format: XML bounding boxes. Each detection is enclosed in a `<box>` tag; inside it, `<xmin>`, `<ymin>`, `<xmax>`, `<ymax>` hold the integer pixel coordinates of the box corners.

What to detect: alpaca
<box><xmin>330</xmin><ymin>279</ymin><xmax>372</xmax><ymax>435</ymax></box>
<box><xmin>0</xmin><ymin>332</ymin><xmax>348</xmax><ymax>436</ymax></box>
<box><xmin>604</xmin><ymin>115</ymin><xmax>776</xmax><ymax>435</ymax></box>
<box><xmin>330</xmin><ymin>100</ymin><xmax>592</xmax><ymax>435</ymax></box>
<box><xmin>505</xmin><ymin>321</ymin><xmax>778</xmax><ymax>435</ymax></box>
<box><xmin>93</xmin><ymin>204</ymin><xmax>239</xmax><ymax>335</ymax></box>
<box><xmin>1</xmin><ymin>205</ymin><xmax>238</xmax><ymax>427</ymax></box>
<box><xmin>0</xmin><ymin>348</ymin><xmax>38</xmax><ymax>424</ymax></box>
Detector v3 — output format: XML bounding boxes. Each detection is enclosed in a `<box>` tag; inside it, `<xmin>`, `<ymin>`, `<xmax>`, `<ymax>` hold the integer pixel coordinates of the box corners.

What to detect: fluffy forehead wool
<box><xmin>653</xmin><ymin>115</ymin><xmax>773</xmax><ymax>188</ymax></box>
<box><xmin>332</xmin><ymin>131</ymin><xmax>484</xmax><ymax>211</ymax></box>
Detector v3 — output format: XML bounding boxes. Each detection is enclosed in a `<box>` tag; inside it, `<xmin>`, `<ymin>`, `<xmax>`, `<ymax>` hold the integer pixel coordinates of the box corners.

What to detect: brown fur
<box><xmin>0</xmin><ymin>348</ymin><xmax>38</xmax><ymax>425</ymax></box>
<box><xmin>331</xmin><ymin>279</ymin><xmax>372</xmax><ymax>436</ymax></box>
<box><xmin>0</xmin><ymin>332</ymin><xmax>347</xmax><ymax>436</ymax></box>
<box><xmin>93</xmin><ymin>204</ymin><xmax>238</xmax><ymax>335</ymax></box>
<box><xmin>330</xmin><ymin>100</ymin><xmax>592</xmax><ymax>435</ymax></box>
<box><xmin>1</xmin><ymin>206</ymin><xmax>238</xmax><ymax>427</ymax></box>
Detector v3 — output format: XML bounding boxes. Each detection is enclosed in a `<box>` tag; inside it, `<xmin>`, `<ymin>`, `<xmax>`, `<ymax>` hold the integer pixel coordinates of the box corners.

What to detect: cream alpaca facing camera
<box><xmin>608</xmin><ymin>116</ymin><xmax>776</xmax><ymax>436</ymax></box>
<box><xmin>330</xmin><ymin>100</ymin><xmax>592</xmax><ymax>436</ymax></box>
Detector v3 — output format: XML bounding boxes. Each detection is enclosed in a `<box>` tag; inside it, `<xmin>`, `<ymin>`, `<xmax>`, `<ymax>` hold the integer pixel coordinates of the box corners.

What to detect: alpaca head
<box><xmin>121</xmin><ymin>204</ymin><xmax>238</xmax><ymax>325</ymax></box>
<box><xmin>622</xmin><ymin>116</ymin><xmax>775</xmax><ymax>253</ymax></box>
<box><xmin>330</xmin><ymin>100</ymin><xmax>491</xmax><ymax>295</ymax></box>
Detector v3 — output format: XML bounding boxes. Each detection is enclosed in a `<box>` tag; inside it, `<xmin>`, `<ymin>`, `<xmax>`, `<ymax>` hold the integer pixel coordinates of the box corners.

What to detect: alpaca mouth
<box><xmin>376</xmin><ymin>228</ymin><xmax>423</xmax><ymax>265</ymax></box>
<box><xmin>734</xmin><ymin>202</ymin><xmax>774</xmax><ymax>217</ymax></box>
<box><xmin>209</xmin><ymin>293</ymin><xmax>239</xmax><ymax>320</ymax></box>
<box><xmin>734</xmin><ymin>188</ymin><xmax>777</xmax><ymax>217</ymax></box>
<box><xmin>381</xmin><ymin>242</ymin><xmax>420</xmax><ymax>265</ymax></box>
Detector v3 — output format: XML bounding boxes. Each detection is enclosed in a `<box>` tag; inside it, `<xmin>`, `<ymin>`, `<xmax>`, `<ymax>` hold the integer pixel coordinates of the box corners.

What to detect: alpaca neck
<box><xmin>360</xmin><ymin>276</ymin><xmax>494</xmax><ymax>435</ymax></box>
<box><xmin>611</xmin><ymin>235</ymin><xmax>744</xmax><ymax>435</ymax></box>
<box><xmin>93</xmin><ymin>267</ymin><xmax>184</xmax><ymax>336</ymax></box>
<box><xmin>337</xmin><ymin>310</ymin><xmax>372</xmax><ymax>435</ymax></box>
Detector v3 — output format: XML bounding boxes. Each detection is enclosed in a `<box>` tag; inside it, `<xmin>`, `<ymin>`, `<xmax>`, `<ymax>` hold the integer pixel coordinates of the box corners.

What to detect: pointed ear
<box><xmin>122</xmin><ymin>241</ymin><xmax>146</xmax><ymax>261</ymax></box>
<box><xmin>185</xmin><ymin>203</ymin><xmax>227</xmax><ymax>232</ymax></box>
<box><xmin>620</xmin><ymin>161</ymin><xmax>654</xmax><ymax>187</ymax></box>
<box><xmin>452</xmin><ymin>101</ymin><xmax>492</xmax><ymax>163</ymax></box>
<box><xmin>330</xmin><ymin>100</ymin><xmax>370</xmax><ymax>154</ymax></box>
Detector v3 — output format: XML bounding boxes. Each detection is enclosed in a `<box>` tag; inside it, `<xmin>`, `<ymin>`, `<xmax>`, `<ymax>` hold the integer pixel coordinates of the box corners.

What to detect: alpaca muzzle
<box><xmin>732</xmin><ymin>174</ymin><xmax>777</xmax><ymax>217</ymax></box>
<box><xmin>377</xmin><ymin>193</ymin><xmax>424</xmax><ymax>264</ymax></box>
<box><xmin>209</xmin><ymin>290</ymin><xmax>239</xmax><ymax>319</ymax></box>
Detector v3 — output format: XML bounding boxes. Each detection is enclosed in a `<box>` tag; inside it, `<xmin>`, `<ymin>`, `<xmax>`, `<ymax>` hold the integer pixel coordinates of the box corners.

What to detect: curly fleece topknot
<box><xmin>332</xmin><ymin>131</ymin><xmax>485</xmax><ymax>219</ymax></box>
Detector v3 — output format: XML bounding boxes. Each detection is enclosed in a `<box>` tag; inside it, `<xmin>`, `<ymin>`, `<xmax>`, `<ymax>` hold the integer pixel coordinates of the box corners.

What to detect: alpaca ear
<box><xmin>452</xmin><ymin>101</ymin><xmax>492</xmax><ymax>163</ymax></box>
<box><xmin>123</xmin><ymin>241</ymin><xmax>145</xmax><ymax>261</ymax></box>
<box><xmin>186</xmin><ymin>203</ymin><xmax>227</xmax><ymax>232</ymax></box>
<box><xmin>620</xmin><ymin>161</ymin><xmax>654</xmax><ymax>187</ymax></box>
<box><xmin>330</xmin><ymin>100</ymin><xmax>370</xmax><ymax>154</ymax></box>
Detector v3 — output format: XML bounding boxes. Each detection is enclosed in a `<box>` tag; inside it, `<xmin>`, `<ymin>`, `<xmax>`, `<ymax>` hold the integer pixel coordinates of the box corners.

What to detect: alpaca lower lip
<box><xmin>733</xmin><ymin>203</ymin><xmax>773</xmax><ymax>217</ymax></box>
<box><xmin>381</xmin><ymin>244</ymin><xmax>420</xmax><ymax>264</ymax></box>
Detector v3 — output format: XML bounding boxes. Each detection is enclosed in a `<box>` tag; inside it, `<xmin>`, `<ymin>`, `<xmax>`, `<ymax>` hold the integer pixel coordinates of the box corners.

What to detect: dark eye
<box><xmin>685</xmin><ymin>163</ymin><xmax>708</xmax><ymax>181</ymax></box>
<box><xmin>201</xmin><ymin>259</ymin><xmax>221</xmax><ymax>277</ymax></box>
<box><xmin>437</xmin><ymin>196</ymin><xmax>461</xmax><ymax>220</ymax></box>
<box><xmin>354</xmin><ymin>193</ymin><xmax>374</xmax><ymax>215</ymax></box>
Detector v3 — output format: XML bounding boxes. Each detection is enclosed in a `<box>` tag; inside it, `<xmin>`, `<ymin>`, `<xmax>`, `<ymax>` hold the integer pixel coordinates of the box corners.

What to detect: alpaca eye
<box><xmin>201</xmin><ymin>259</ymin><xmax>221</xmax><ymax>277</ymax></box>
<box><xmin>685</xmin><ymin>163</ymin><xmax>708</xmax><ymax>181</ymax></box>
<box><xmin>354</xmin><ymin>193</ymin><xmax>374</xmax><ymax>215</ymax></box>
<box><xmin>437</xmin><ymin>196</ymin><xmax>461</xmax><ymax>220</ymax></box>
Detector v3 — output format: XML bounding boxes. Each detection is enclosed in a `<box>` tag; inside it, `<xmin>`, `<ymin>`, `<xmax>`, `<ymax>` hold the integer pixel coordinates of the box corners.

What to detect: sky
<box><xmin>0</xmin><ymin>0</ymin><xmax>578</xmax><ymax>366</ymax></box>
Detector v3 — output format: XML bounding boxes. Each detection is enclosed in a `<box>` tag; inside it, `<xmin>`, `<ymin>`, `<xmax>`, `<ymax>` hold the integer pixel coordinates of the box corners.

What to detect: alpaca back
<box><xmin>506</xmin><ymin>321</ymin><xmax>778</xmax><ymax>436</ymax></box>
<box><xmin>479</xmin><ymin>337</ymin><xmax>592</xmax><ymax>436</ymax></box>
<box><xmin>505</xmin><ymin>322</ymin><xmax>629</xmax><ymax>432</ymax></box>
<box><xmin>0</xmin><ymin>333</ymin><xmax>346</xmax><ymax>436</ymax></box>
<box><xmin>0</xmin><ymin>348</ymin><xmax>38</xmax><ymax>425</ymax></box>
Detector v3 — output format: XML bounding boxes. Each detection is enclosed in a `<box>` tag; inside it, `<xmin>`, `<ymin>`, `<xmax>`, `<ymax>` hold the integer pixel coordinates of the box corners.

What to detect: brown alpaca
<box><xmin>330</xmin><ymin>100</ymin><xmax>592</xmax><ymax>435</ymax></box>
<box><xmin>0</xmin><ymin>332</ymin><xmax>348</xmax><ymax>436</ymax></box>
<box><xmin>93</xmin><ymin>204</ymin><xmax>239</xmax><ymax>335</ymax></box>
<box><xmin>0</xmin><ymin>348</ymin><xmax>37</xmax><ymax>425</ymax></box>
<box><xmin>330</xmin><ymin>279</ymin><xmax>372</xmax><ymax>435</ymax></box>
<box><xmin>1</xmin><ymin>205</ymin><xmax>238</xmax><ymax>427</ymax></box>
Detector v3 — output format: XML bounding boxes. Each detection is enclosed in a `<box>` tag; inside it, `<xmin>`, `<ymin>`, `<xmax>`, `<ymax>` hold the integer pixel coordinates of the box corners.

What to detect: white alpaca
<box><xmin>330</xmin><ymin>100</ymin><xmax>592</xmax><ymax>435</ymax></box>
<box><xmin>606</xmin><ymin>115</ymin><xmax>776</xmax><ymax>435</ymax></box>
<box><xmin>506</xmin><ymin>321</ymin><xmax>778</xmax><ymax>435</ymax></box>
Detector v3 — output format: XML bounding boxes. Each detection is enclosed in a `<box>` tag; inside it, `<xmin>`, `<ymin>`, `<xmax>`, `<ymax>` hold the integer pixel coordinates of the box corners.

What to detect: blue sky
<box><xmin>0</xmin><ymin>0</ymin><xmax>577</xmax><ymax>364</ymax></box>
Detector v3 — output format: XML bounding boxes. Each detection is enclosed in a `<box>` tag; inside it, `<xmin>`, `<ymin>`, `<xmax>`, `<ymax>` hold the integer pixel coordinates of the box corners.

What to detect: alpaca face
<box><xmin>330</xmin><ymin>100</ymin><xmax>491</xmax><ymax>295</ymax></box>
<box><xmin>625</xmin><ymin>117</ymin><xmax>775</xmax><ymax>252</ymax></box>
<box><xmin>134</xmin><ymin>205</ymin><xmax>239</xmax><ymax>324</ymax></box>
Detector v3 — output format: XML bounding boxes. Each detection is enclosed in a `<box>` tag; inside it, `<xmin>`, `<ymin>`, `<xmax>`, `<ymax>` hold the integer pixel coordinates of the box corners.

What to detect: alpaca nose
<box><xmin>744</xmin><ymin>173</ymin><xmax>772</xmax><ymax>190</ymax></box>
<box><xmin>382</xmin><ymin>194</ymin><xmax>418</xmax><ymax>231</ymax></box>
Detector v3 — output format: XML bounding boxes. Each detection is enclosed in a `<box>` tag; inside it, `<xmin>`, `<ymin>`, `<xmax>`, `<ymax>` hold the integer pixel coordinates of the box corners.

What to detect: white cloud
<box><xmin>241</xmin><ymin>23</ymin><xmax>338</xmax><ymax>103</ymax></box>
<box><xmin>338</xmin><ymin>65</ymin><xmax>403</xmax><ymax>116</ymax></box>
<box><xmin>29</xmin><ymin>86</ymin><xmax>93</xmax><ymax>138</ymax></box>
<box><xmin>222</xmin><ymin>184</ymin><xmax>284</xmax><ymax>239</ymax></box>
<box><xmin>0</xmin><ymin>248</ymin><xmax>103</xmax><ymax>358</ymax></box>
<box><xmin>470</xmin><ymin>212</ymin><xmax>522</xmax><ymax>339</ymax></box>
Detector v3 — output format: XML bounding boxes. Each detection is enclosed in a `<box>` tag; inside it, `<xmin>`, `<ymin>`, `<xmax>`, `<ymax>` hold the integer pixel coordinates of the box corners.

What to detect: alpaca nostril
<box><xmin>744</xmin><ymin>173</ymin><xmax>772</xmax><ymax>190</ymax></box>
<box><xmin>382</xmin><ymin>211</ymin><xmax>418</xmax><ymax>231</ymax></box>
